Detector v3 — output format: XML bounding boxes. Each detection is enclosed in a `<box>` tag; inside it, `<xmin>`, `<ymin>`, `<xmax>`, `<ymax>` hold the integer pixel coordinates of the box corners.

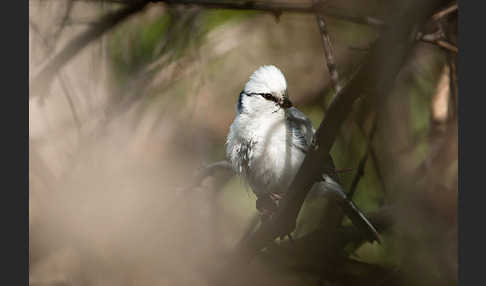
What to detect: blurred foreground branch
<box><xmin>31</xmin><ymin>0</ymin><xmax>386</xmax><ymax>101</ymax></box>
<box><xmin>145</xmin><ymin>0</ymin><xmax>385</xmax><ymax>27</ymax></box>
<box><xmin>30</xmin><ymin>0</ymin><xmax>150</xmax><ymax>102</ymax></box>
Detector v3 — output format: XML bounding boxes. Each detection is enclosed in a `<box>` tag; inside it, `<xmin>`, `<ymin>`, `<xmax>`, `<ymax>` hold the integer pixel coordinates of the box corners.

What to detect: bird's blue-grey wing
<box><xmin>286</xmin><ymin>107</ymin><xmax>315</xmax><ymax>153</ymax></box>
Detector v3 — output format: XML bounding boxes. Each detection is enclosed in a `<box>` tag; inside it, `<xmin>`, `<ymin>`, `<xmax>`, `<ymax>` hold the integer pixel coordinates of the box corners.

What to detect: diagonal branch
<box><xmin>146</xmin><ymin>0</ymin><xmax>386</xmax><ymax>27</ymax></box>
<box><xmin>87</xmin><ymin>0</ymin><xmax>386</xmax><ymax>27</ymax></box>
<box><xmin>431</xmin><ymin>1</ymin><xmax>458</xmax><ymax>21</ymax></box>
<box><xmin>417</xmin><ymin>30</ymin><xmax>458</xmax><ymax>53</ymax></box>
<box><xmin>31</xmin><ymin>0</ymin><xmax>386</xmax><ymax>102</ymax></box>
<box><xmin>30</xmin><ymin>15</ymin><xmax>83</xmax><ymax>134</ymax></box>
<box><xmin>30</xmin><ymin>0</ymin><xmax>150</xmax><ymax>101</ymax></box>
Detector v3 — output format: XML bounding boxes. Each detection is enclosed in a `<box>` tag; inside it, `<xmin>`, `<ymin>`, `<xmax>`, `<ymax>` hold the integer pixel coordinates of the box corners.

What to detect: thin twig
<box><xmin>370</xmin><ymin>148</ymin><xmax>387</xmax><ymax>193</ymax></box>
<box><xmin>417</xmin><ymin>30</ymin><xmax>458</xmax><ymax>53</ymax></box>
<box><xmin>57</xmin><ymin>74</ymin><xmax>83</xmax><ymax>132</ymax></box>
<box><xmin>421</xmin><ymin>38</ymin><xmax>458</xmax><ymax>53</ymax></box>
<box><xmin>348</xmin><ymin>118</ymin><xmax>377</xmax><ymax>198</ymax></box>
<box><xmin>431</xmin><ymin>1</ymin><xmax>458</xmax><ymax>21</ymax></box>
<box><xmin>313</xmin><ymin>0</ymin><xmax>342</xmax><ymax>96</ymax></box>
<box><xmin>30</xmin><ymin>15</ymin><xmax>83</xmax><ymax>134</ymax></box>
<box><xmin>50</xmin><ymin>0</ymin><xmax>75</xmax><ymax>48</ymax></box>
<box><xmin>355</xmin><ymin>120</ymin><xmax>387</xmax><ymax>195</ymax></box>
<box><xmin>434</xmin><ymin>40</ymin><xmax>458</xmax><ymax>53</ymax></box>
<box><xmin>29</xmin><ymin>19</ymin><xmax>54</xmax><ymax>67</ymax></box>
<box><xmin>30</xmin><ymin>0</ymin><xmax>150</xmax><ymax>101</ymax></box>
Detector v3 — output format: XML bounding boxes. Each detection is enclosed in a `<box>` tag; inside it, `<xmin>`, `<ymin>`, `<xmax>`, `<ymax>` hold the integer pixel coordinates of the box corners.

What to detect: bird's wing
<box><xmin>287</xmin><ymin>107</ymin><xmax>340</xmax><ymax>180</ymax></box>
<box><xmin>286</xmin><ymin>107</ymin><xmax>315</xmax><ymax>152</ymax></box>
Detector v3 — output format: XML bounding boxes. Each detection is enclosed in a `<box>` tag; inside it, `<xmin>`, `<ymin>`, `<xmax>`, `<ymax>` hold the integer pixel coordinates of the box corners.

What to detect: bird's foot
<box><xmin>255</xmin><ymin>192</ymin><xmax>297</xmax><ymax>239</ymax></box>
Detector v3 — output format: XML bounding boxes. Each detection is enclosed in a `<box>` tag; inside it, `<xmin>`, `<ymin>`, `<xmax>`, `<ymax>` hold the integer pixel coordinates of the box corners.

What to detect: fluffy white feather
<box><xmin>226</xmin><ymin>65</ymin><xmax>312</xmax><ymax>196</ymax></box>
<box><xmin>243</xmin><ymin>65</ymin><xmax>287</xmax><ymax>96</ymax></box>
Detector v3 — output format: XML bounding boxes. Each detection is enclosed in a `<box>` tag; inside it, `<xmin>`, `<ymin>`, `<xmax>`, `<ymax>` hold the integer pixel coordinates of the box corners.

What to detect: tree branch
<box><xmin>30</xmin><ymin>0</ymin><xmax>150</xmax><ymax>101</ymax></box>
<box><xmin>31</xmin><ymin>0</ymin><xmax>386</xmax><ymax>102</ymax></box>
<box><xmin>313</xmin><ymin>0</ymin><xmax>342</xmax><ymax>96</ymax></box>
<box><xmin>418</xmin><ymin>30</ymin><xmax>458</xmax><ymax>53</ymax></box>
<box><xmin>431</xmin><ymin>1</ymin><xmax>458</xmax><ymax>21</ymax></box>
<box><xmin>150</xmin><ymin>0</ymin><xmax>385</xmax><ymax>28</ymax></box>
<box><xmin>348</xmin><ymin>118</ymin><xmax>377</xmax><ymax>198</ymax></box>
<box><xmin>356</xmin><ymin>121</ymin><xmax>388</xmax><ymax>196</ymax></box>
<box><xmin>30</xmin><ymin>14</ymin><xmax>83</xmax><ymax>134</ymax></box>
<box><xmin>80</xmin><ymin>0</ymin><xmax>386</xmax><ymax>27</ymax></box>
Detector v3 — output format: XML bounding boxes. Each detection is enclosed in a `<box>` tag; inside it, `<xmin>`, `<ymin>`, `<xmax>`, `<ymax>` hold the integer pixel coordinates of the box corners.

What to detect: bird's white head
<box><xmin>237</xmin><ymin>65</ymin><xmax>292</xmax><ymax>115</ymax></box>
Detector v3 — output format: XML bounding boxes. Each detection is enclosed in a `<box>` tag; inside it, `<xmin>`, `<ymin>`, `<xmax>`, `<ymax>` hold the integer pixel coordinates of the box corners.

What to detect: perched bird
<box><xmin>226</xmin><ymin>65</ymin><xmax>380</xmax><ymax>242</ymax></box>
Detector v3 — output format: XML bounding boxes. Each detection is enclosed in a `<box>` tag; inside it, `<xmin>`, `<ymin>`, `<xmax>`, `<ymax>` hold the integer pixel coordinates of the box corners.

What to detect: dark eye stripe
<box><xmin>245</xmin><ymin>92</ymin><xmax>278</xmax><ymax>103</ymax></box>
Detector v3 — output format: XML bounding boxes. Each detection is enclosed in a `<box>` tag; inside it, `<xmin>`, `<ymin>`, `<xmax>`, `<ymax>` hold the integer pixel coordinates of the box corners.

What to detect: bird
<box><xmin>225</xmin><ymin>65</ymin><xmax>380</xmax><ymax>243</ymax></box>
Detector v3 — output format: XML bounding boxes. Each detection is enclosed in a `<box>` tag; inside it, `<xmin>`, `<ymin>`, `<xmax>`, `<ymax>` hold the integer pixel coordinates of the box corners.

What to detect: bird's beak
<box><xmin>280</xmin><ymin>97</ymin><xmax>293</xmax><ymax>109</ymax></box>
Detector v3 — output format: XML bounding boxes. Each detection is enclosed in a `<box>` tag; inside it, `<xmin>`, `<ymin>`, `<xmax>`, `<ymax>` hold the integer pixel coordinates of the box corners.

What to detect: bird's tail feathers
<box><xmin>315</xmin><ymin>175</ymin><xmax>381</xmax><ymax>243</ymax></box>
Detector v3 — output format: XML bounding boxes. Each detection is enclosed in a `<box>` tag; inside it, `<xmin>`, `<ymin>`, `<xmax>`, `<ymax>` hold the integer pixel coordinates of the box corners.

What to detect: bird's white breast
<box><xmin>226</xmin><ymin>111</ymin><xmax>306</xmax><ymax>196</ymax></box>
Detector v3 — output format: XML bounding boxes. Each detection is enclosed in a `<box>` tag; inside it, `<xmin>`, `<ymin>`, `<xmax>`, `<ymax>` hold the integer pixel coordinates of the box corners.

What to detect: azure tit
<box><xmin>226</xmin><ymin>65</ymin><xmax>380</xmax><ymax>242</ymax></box>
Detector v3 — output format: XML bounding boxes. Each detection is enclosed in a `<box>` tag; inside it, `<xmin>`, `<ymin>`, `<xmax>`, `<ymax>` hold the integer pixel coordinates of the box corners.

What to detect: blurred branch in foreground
<box><xmin>30</xmin><ymin>0</ymin><xmax>149</xmax><ymax>102</ymax></box>
<box><xmin>30</xmin><ymin>0</ymin><xmax>385</xmax><ymax>102</ymax></box>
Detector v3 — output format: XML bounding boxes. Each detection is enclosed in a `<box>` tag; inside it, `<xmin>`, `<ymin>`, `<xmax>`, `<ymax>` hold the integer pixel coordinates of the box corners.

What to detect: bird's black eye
<box><xmin>261</xmin><ymin>93</ymin><xmax>275</xmax><ymax>101</ymax></box>
<box><xmin>245</xmin><ymin>92</ymin><xmax>278</xmax><ymax>103</ymax></box>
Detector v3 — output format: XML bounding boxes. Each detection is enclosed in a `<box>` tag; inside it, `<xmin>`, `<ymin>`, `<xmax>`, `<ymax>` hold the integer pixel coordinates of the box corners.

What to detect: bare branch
<box><xmin>313</xmin><ymin>0</ymin><xmax>342</xmax><ymax>96</ymax></box>
<box><xmin>356</xmin><ymin>121</ymin><xmax>388</xmax><ymax>195</ymax></box>
<box><xmin>123</xmin><ymin>0</ymin><xmax>386</xmax><ymax>28</ymax></box>
<box><xmin>30</xmin><ymin>0</ymin><xmax>150</xmax><ymax>101</ymax></box>
<box><xmin>431</xmin><ymin>1</ymin><xmax>458</xmax><ymax>21</ymax></box>
<box><xmin>433</xmin><ymin>39</ymin><xmax>458</xmax><ymax>53</ymax></box>
<box><xmin>369</xmin><ymin>147</ymin><xmax>387</xmax><ymax>195</ymax></box>
<box><xmin>57</xmin><ymin>74</ymin><xmax>82</xmax><ymax>132</ymax></box>
<box><xmin>31</xmin><ymin>0</ymin><xmax>386</xmax><ymax>102</ymax></box>
<box><xmin>348</xmin><ymin>118</ymin><xmax>377</xmax><ymax>198</ymax></box>
<box><xmin>50</xmin><ymin>0</ymin><xmax>75</xmax><ymax>49</ymax></box>
<box><xmin>418</xmin><ymin>30</ymin><xmax>458</xmax><ymax>53</ymax></box>
<box><xmin>30</xmin><ymin>14</ymin><xmax>83</xmax><ymax>134</ymax></box>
